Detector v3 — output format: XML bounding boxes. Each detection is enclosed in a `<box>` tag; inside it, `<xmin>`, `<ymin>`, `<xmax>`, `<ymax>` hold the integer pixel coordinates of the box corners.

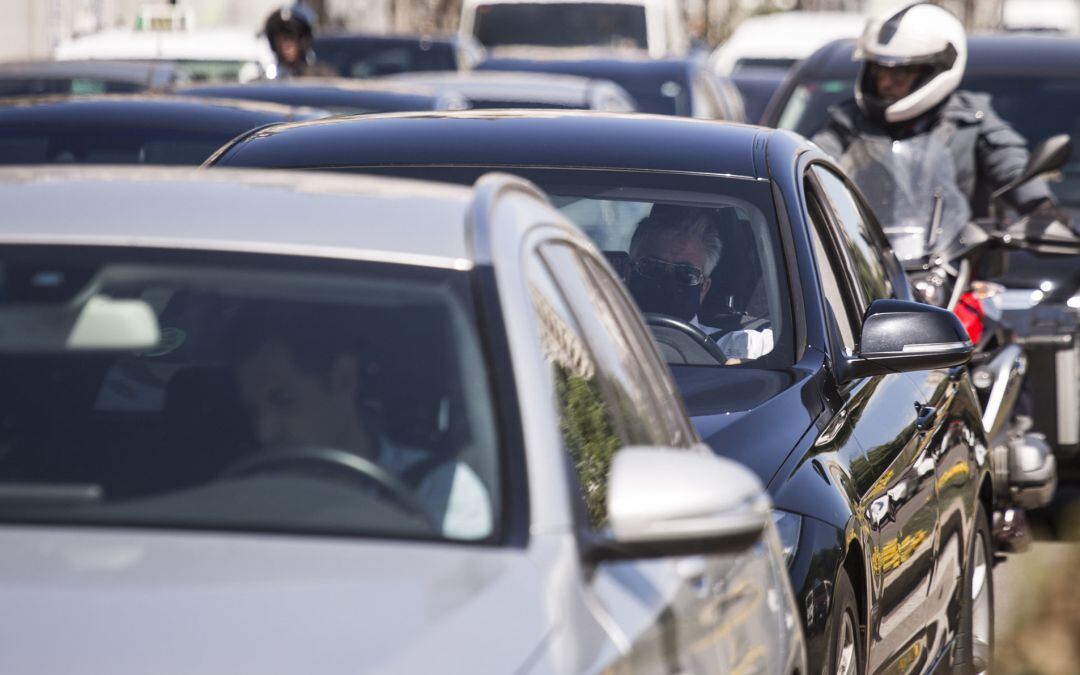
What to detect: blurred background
<box><xmin>3</xmin><ymin>0</ymin><xmax>1076</xmax><ymax>63</ymax></box>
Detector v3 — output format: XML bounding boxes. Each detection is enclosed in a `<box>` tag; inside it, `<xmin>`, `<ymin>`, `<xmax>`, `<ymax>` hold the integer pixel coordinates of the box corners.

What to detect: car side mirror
<box><xmin>992</xmin><ymin>134</ymin><xmax>1072</xmax><ymax>201</ymax></box>
<box><xmin>586</xmin><ymin>446</ymin><xmax>769</xmax><ymax>562</ymax></box>
<box><xmin>840</xmin><ymin>299</ymin><xmax>972</xmax><ymax>382</ymax></box>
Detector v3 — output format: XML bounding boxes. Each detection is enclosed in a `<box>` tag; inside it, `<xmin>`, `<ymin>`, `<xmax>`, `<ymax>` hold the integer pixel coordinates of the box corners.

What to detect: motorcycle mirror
<box><xmin>992</xmin><ymin>134</ymin><xmax>1072</xmax><ymax>200</ymax></box>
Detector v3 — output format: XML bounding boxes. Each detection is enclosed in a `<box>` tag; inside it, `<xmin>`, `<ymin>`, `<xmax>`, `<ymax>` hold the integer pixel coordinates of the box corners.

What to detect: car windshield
<box><xmin>314</xmin><ymin>39</ymin><xmax>458</xmax><ymax>78</ymax></box>
<box><xmin>551</xmin><ymin>177</ymin><xmax>791</xmax><ymax>368</ymax></box>
<box><xmin>0</xmin><ymin>247</ymin><xmax>500</xmax><ymax>543</ymax></box>
<box><xmin>473</xmin><ymin>3</ymin><xmax>647</xmax><ymax>49</ymax></box>
<box><xmin>776</xmin><ymin>75</ymin><xmax>1080</xmax><ymax>207</ymax></box>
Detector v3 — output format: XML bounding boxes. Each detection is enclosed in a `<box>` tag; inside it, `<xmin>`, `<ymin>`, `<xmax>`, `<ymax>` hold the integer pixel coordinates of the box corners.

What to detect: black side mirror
<box><xmin>841</xmin><ymin>299</ymin><xmax>972</xmax><ymax>382</ymax></box>
<box><xmin>992</xmin><ymin>134</ymin><xmax>1072</xmax><ymax>201</ymax></box>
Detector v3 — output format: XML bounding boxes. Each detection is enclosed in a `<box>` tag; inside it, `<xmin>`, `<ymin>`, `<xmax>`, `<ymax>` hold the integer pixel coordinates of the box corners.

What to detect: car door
<box><xmin>525</xmin><ymin>237</ymin><xmax>786</xmax><ymax>674</ymax></box>
<box><xmin>838</xmin><ymin>165</ymin><xmax>978</xmax><ymax>655</ymax></box>
<box><xmin>807</xmin><ymin>165</ymin><xmax>941</xmax><ymax>675</ymax></box>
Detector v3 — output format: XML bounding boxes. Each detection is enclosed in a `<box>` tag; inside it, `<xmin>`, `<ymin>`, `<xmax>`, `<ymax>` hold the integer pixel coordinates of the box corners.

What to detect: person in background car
<box><xmin>264</xmin><ymin>3</ymin><xmax>336</xmax><ymax>79</ymax></box>
<box><xmin>627</xmin><ymin>205</ymin><xmax>773</xmax><ymax>362</ymax></box>
<box><xmin>228</xmin><ymin>305</ymin><xmax>492</xmax><ymax>539</ymax></box>
<box><xmin>812</xmin><ymin>2</ymin><xmax>1070</xmax><ymax>227</ymax></box>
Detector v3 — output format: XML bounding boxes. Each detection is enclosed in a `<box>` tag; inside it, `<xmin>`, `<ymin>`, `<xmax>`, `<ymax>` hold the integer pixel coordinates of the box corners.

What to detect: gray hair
<box><xmin>628</xmin><ymin>206</ymin><xmax>724</xmax><ymax>275</ymax></box>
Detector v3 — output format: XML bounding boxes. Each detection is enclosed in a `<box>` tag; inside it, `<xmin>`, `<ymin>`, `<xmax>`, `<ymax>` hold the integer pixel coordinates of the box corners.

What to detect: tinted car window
<box><xmin>314</xmin><ymin>38</ymin><xmax>459</xmax><ymax>78</ymax></box>
<box><xmin>805</xmin><ymin>185</ymin><xmax>858</xmax><ymax>354</ymax></box>
<box><xmin>540</xmin><ymin>243</ymin><xmax>669</xmax><ymax>447</ymax></box>
<box><xmin>473</xmin><ymin>3</ymin><xmax>647</xmax><ymax>49</ymax></box>
<box><xmin>0</xmin><ymin>247</ymin><xmax>500</xmax><ymax>542</ymax></box>
<box><xmin>0</xmin><ymin>78</ymin><xmax>143</xmax><ymax>98</ymax></box>
<box><xmin>527</xmin><ymin>249</ymin><xmax>625</xmax><ymax>527</ymax></box>
<box><xmin>0</xmin><ymin>129</ymin><xmax>238</xmax><ymax>165</ymax></box>
<box><xmin>577</xmin><ymin>251</ymin><xmax>694</xmax><ymax>448</ymax></box>
<box><xmin>812</xmin><ymin>166</ymin><xmax>892</xmax><ymax>308</ymax></box>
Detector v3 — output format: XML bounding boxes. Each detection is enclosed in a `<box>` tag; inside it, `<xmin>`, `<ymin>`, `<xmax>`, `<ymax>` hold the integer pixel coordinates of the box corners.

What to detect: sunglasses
<box><xmin>631</xmin><ymin>256</ymin><xmax>706</xmax><ymax>287</ymax></box>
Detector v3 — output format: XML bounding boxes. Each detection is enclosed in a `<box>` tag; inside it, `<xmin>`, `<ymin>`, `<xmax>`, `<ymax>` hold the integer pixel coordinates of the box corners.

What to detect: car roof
<box><xmin>176</xmin><ymin>79</ymin><xmax>443</xmax><ymax>110</ymax></box>
<box><xmin>0</xmin><ymin>167</ymin><xmax>475</xmax><ymax>268</ymax></box>
<box><xmin>213</xmin><ymin>110</ymin><xmax>768</xmax><ymax>178</ymax></box>
<box><xmin>479</xmin><ymin>51</ymin><xmax>696</xmax><ymax>77</ymax></box>
<box><xmin>799</xmin><ymin>34</ymin><xmax>1080</xmax><ymax>79</ymax></box>
<box><xmin>0</xmin><ymin>94</ymin><xmax>321</xmax><ymax>129</ymax></box>
<box><xmin>0</xmin><ymin>59</ymin><xmax>183</xmax><ymax>87</ymax></box>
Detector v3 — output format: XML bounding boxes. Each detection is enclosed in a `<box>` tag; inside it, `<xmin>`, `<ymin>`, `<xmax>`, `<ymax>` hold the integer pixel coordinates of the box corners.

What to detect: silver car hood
<box><xmin>0</xmin><ymin>526</ymin><xmax>547</xmax><ymax>675</ymax></box>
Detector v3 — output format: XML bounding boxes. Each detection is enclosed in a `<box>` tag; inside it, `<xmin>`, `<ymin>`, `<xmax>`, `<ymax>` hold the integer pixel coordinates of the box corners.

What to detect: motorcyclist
<box><xmin>263</xmin><ymin>3</ymin><xmax>336</xmax><ymax>79</ymax></box>
<box><xmin>812</xmin><ymin>2</ymin><xmax>1070</xmax><ymax>227</ymax></box>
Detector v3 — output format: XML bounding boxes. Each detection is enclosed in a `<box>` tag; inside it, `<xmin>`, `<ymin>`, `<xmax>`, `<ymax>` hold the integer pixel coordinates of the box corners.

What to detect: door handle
<box><xmin>915</xmin><ymin>403</ymin><xmax>937</xmax><ymax>432</ymax></box>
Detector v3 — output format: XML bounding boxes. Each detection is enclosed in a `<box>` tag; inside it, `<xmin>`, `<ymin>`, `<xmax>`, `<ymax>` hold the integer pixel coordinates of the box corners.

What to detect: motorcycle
<box><xmin>841</xmin><ymin>132</ymin><xmax>1078</xmax><ymax>553</ymax></box>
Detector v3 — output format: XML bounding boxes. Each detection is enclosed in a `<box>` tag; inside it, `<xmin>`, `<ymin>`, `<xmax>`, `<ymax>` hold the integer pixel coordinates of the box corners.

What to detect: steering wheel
<box><xmin>644</xmin><ymin>313</ymin><xmax>728</xmax><ymax>365</ymax></box>
<box><xmin>219</xmin><ymin>446</ymin><xmax>437</xmax><ymax>529</ymax></box>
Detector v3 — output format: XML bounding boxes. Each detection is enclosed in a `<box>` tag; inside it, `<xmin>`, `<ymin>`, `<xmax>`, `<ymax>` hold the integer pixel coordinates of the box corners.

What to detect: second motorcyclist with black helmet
<box><xmin>264</xmin><ymin>3</ymin><xmax>336</xmax><ymax>79</ymax></box>
<box><xmin>812</xmin><ymin>2</ymin><xmax>1071</xmax><ymax>229</ymax></box>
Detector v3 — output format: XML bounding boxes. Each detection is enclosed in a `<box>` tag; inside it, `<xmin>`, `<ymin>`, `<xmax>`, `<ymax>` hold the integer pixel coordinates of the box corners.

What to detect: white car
<box><xmin>0</xmin><ymin>167</ymin><xmax>805</xmax><ymax>674</ymax></box>
<box><xmin>709</xmin><ymin>10</ymin><xmax>865</xmax><ymax>75</ymax></box>
<box><xmin>54</xmin><ymin>26</ymin><xmax>274</xmax><ymax>82</ymax></box>
<box><xmin>460</xmin><ymin>0</ymin><xmax>687</xmax><ymax>58</ymax></box>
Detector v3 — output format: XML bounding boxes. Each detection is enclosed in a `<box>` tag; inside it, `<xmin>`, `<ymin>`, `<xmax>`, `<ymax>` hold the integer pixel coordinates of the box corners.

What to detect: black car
<box><xmin>0</xmin><ymin>95</ymin><xmax>323</xmax><ymax>166</ymax></box>
<box><xmin>764</xmin><ymin>34</ymin><xmax>1080</xmax><ymax>482</ymax></box>
<box><xmin>730</xmin><ymin>67</ymin><xmax>787</xmax><ymax>124</ymax></box>
<box><xmin>176</xmin><ymin>79</ymin><xmax>461</xmax><ymax>115</ymax></box>
<box><xmin>477</xmin><ymin>50</ymin><xmax>745</xmax><ymax>120</ymax></box>
<box><xmin>313</xmin><ymin>33</ymin><xmax>485</xmax><ymax>78</ymax></box>
<box><xmin>0</xmin><ymin>60</ymin><xmax>187</xmax><ymax>99</ymax></box>
<box><xmin>384</xmin><ymin>71</ymin><xmax>636</xmax><ymax>111</ymax></box>
<box><xmin>209</xmin><ymin>111</ymin><xmax>994</xmax><ymax>675</ymax></box>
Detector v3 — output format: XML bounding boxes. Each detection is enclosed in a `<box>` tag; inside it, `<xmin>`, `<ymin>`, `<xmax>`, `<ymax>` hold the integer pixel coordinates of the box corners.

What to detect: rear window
<box><xmin>473</xmin><ymin>2</ymin><xmax>647</xmax><ymax>49</ymax></box>
<box><xmin>314</xmin><ymin>39</ymin><xmax>459</xmax><ymax>78</ymax></box>
<box><xmin>0</xmin><ymin>126</ymin><xmax>253</xmax><ymax>166</ymax></box>
<box><xmin>0</xmin><ymin>247</ymin><xmax>501</xmax><ymax>543</ymax></box>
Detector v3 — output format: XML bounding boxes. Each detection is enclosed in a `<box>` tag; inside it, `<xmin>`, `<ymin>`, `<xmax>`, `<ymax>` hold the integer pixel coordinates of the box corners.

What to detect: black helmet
<box><xmin>264</xmin><ymin>3</ymin><xmax>316</xmax><ymax>44</ymax></box>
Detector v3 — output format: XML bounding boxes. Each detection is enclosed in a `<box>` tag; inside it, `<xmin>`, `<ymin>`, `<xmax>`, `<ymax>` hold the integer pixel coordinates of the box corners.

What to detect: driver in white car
<box><xmin>229</xmin><ymin>306</ymin><xmax>491</xmax><ymax>539</ymax></box>
<box><xmin>626</xmin><ymin>206</ymin><xmax>774</xmax><ymax>362</ymax></box>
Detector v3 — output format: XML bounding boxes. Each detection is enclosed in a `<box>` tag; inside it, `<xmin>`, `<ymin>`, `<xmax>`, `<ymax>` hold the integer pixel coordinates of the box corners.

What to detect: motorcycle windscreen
<box><xmin>840</xmin><ymin>134</ymin><xmax>970</xmax><ymax>263</ymax></box>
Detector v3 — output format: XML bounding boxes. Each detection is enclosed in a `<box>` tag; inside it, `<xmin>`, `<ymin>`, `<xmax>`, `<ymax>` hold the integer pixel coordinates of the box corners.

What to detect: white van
<box><xmin>460</xmin><ymin>0</ymin><xmax>687</xmax><ymax>58</ymax></box>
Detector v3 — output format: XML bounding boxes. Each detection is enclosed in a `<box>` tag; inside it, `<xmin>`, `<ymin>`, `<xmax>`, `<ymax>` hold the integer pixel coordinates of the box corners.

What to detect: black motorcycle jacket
<box><xmin>812</xmin><ymin>91</ymin><xmax>1056</xmax><ymax>219</ymax></box>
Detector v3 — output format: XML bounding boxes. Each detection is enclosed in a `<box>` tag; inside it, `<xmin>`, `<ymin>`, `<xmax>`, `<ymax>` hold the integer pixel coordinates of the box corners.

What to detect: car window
<box><xmin>575</xmin><ymin>248</ymin><xmax>696</xmax><ymax>449</ymax></box>
<box><xmin>806</xmin><ymin>181</ymin><xmax>858</xmax><ymax>355</ymax></box>
<box><xmin>527</xmin><ymin>245</ymin><xmax>666</xmax><ymax>528</ymax></box>
<box><xmin>539</xmin><ymin>243</ymin><xmax>670</xmax><ymax>447</ymax></box>
<box><xmin>811</xmin><ymin>165</ymin><xmax>893</xmax><ymax>308</ymax></box>
<box><xmin>0</xmin><ymin>128</ymin><xmax>250</xmax><ymax>166</ymax></box>
<box><xmin>472</xmin><ymin>2</ymin><xmax>648</xmax><ymax>50</ymax></box>
<box><xmin>0</xmin><ymin>247</ymin><xmax>501</xmax><ymax>543</ymax></box>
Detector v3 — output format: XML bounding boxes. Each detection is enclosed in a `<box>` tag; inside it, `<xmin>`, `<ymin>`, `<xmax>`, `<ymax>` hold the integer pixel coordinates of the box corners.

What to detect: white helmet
<box><xmin>854</xmin><ymin>3</ymin><xmax>967</xmax><ymax>124</ymax></box>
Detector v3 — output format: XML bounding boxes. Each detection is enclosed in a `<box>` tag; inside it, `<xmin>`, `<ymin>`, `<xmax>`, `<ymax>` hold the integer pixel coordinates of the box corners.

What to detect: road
<box><xmin>994</xmin><ymin>542</ymin><xmax>1080</xmax><ymax>674</ymax></box>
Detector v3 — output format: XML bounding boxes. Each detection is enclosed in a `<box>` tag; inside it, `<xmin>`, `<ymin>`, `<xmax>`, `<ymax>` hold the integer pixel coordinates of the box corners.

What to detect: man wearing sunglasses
<box><xmin>626</xmin><ymin>206</ymin><xmax>773</xmax><ymax>362</ymax></box>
